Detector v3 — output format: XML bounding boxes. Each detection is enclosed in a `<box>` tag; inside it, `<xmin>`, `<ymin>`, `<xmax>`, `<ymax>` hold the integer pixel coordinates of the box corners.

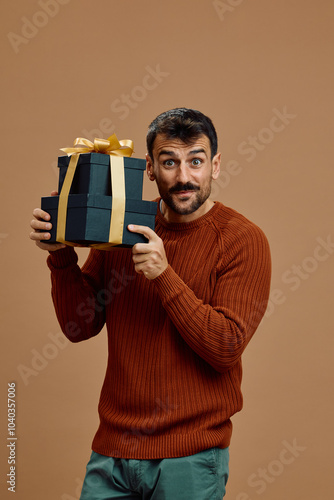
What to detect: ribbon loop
<box><xmin>60</xmin><ymin>134</ymin><xmax>134</xmax><ymax>157</ymax></box>
<box><xmin>94</xmin><ymin>138</ymin><xmax>112</xmax><ymax>153</ymax></box>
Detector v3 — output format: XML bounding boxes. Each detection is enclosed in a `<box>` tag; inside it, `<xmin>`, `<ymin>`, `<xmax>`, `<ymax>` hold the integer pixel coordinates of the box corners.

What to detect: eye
<box><xmin>191</xmin><ymin>158</ymin><xmax>202</xmax><ymax>167</ymax></box>
<box><xmin>164</xmin><ymin>159</ymin><xmax>175</xmax><ymax>167</ymax></box>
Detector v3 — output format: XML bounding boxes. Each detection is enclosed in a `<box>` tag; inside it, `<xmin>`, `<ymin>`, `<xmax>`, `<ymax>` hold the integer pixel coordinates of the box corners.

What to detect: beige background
<box><xmin>1</xmin><ymin>0</ymin><xmax>333</xmax><ymax>498</ymax></box>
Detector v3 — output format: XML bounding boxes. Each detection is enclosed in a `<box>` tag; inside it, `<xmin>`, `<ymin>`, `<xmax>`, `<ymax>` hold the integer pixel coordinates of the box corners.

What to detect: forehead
<box><xmin>152</xmin><ymin>134</ymin><xmax>211</xmax><ymax>157</ymax></box>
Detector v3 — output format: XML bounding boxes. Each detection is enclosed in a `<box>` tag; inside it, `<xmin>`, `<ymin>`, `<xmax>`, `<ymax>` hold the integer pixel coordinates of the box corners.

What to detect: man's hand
<box><xmin>129</xmin><ymin>225</ymin><xmax>168</xmax><ymax>280</ymax></box>
<box><xmin>29</xmin><ymin>191</ymin><xmax>66</xmax><ymax>251</ymax></box>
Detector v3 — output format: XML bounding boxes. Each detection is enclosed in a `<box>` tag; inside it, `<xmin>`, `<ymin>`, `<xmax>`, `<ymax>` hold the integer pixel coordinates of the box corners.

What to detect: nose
<box><xmin>176</xmin><ymin>162</ymin><xmax>190</xmax><ymax>184</ymax></box>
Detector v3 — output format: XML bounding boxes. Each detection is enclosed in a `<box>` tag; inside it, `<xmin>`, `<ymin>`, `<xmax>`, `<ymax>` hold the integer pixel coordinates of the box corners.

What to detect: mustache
<box><xmin>169</xmin><ymin>182</ymin><xmax>200</xmax><ymax>194</ymax></box>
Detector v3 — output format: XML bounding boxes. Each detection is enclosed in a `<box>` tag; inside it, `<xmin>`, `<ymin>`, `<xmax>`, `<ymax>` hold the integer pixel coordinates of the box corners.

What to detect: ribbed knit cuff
<box><xmin>47</xmin><ymin>246</ymin><xmax>78</xmax><ymax>270</ymax></box>
<box><xmin>152</xmin><ymin>265</ymin><xmax>185</xmax><ymax>301</ymax></box>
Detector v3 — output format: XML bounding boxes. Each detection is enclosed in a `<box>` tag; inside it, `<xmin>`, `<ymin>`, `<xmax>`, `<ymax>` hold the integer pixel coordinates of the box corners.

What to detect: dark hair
<box><xmin>146</xmin><ymin>108</ymin><xmax>218</xmax><ymax>160</ymax></box>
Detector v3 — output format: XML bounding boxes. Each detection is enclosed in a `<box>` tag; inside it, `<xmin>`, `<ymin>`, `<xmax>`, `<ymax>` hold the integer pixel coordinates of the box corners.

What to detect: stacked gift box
<box><xmin>41</xmin><ymin>149</ymin><xmax>157</xmax><ymax>248</ymax></box>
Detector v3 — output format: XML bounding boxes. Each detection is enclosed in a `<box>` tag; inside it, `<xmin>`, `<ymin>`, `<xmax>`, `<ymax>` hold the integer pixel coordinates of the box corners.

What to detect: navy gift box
<box><xmin>57</xmin><ymin>153</ymin><xmax>148</xmax><ymax>199</ymax></box>
<box><xmin>41</xmin><ymin>152</ymin><xmax>157</xmax><ymax>248</ymax></box>
<box><xmin>41</xmin><ymin>194</ymin><xmax>157</xmax><ymax>247</ymax></box>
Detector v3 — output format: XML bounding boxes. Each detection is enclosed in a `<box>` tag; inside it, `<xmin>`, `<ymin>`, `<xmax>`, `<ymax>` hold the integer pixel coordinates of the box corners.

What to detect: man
<box><xmin>30</xmin><ymin>108</ymin><xmax>271</xmax><ymax>499</ymax></box>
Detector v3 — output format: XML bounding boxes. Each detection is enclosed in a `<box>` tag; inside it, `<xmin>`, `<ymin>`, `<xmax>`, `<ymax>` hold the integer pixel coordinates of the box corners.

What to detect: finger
<box><xmin>30</xmin><ymin>228</ymin><xmax>66</xmax><ymax>250</ymax></box>
<box><xmin>35</xmin><ymin>240</ymin><xmax>66</xmax><ymax>251</ymax></box>
<box><xmin>51</xmin><ymin>190</ymin><xmax>58</xmax><ymax>197</ymax></box>
<box><xmin>30</xmin><ymin>229</ymin><xmax>52</xmax><ymax>241</ymax></box>
<box><xmin>132</xmin><ymin>261</ymin><xmax>150</xmax><ymax>276</ymax></box>
<box><xmin>132</xmin><ymin>242</ymin><xmax>154</xmax><ymax>256</ymax></box>
<box><xmin>132</xmin><ymin>252</ymin><xmax>149</xmax><ymax>264</ymax></box>
<box><xmin>128</xmin><ymin>224</ymin><xmax>156</xmax><ymax>241</ymax></box>
<box><xmin>32</xmin><ymin>207</ymin><xmax>51</xmax><ymax>221</ymax></box>
<box><xmin>30</xmin><ymin>218</ymin><xmax>52</xmax><ymax>231</ymax></box>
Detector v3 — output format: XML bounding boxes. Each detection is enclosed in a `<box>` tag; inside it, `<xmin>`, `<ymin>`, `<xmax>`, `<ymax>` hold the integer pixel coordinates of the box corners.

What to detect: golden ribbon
<box><xmin>60</xmin><ymin>135</ymin><xmax>134</xmax><ymax>157</ymax></box>
<box><xmin>56</xmin><ymin>135</ymin><xmax>134</xmax><ymax>248</ymax></box>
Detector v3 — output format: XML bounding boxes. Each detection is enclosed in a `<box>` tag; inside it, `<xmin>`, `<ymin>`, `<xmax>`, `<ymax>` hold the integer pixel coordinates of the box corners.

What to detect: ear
<box><xmin>146</xmin><ymin>153</ymin><xmax>155</xmax><ymax>181</ymax></box>
<box><xmin>211</xmin><ymin>152</ymin><xmax>221</xmax><ymax>180</ymax></box>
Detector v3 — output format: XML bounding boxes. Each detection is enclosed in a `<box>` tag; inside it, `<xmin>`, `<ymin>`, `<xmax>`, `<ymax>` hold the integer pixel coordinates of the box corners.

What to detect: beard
<box><xmin>159</xmin><ymin>181</ymin><xmax>212</xmax><ymax>215</ymax></box>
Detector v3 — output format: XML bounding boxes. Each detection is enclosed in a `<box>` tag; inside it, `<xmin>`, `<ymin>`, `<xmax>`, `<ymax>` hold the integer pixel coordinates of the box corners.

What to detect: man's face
<box><xmin>146</xmin><ymin>134</ymin><xmax>220</xmax><ymax>222</ymax></box>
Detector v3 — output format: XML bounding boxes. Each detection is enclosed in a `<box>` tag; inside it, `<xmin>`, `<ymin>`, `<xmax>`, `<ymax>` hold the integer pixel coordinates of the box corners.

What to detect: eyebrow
<box><xmin>189</xmin><ymin>148</ymin><xmax>207</xmax><ymax>156</ymax></box>
<box><xmin>158</xmin><ymin>150</ymin><xmax>176</xmax><ymax>158</ymax></box>
<box><xmin>158</xmin><ymin>148</ymin><xmax>207</xmax><ymax>158</ymax></box>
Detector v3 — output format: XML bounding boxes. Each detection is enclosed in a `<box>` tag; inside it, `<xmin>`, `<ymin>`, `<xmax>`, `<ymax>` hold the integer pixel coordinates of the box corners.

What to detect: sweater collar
<box><xmin>155</xmin><ymin>198</ymin><xmax>222</xmax><ymax>231</ymax></box>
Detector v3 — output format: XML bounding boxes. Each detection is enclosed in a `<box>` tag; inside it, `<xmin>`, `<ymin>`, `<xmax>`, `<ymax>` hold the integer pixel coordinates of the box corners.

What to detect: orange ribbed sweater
<box><xmin>47</xmin><ymin>201</ymin><xmax>271</xmax><ymax>459</ymax></box>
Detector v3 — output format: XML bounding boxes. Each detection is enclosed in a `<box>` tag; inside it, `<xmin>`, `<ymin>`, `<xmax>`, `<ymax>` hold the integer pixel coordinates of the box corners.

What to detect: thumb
<box><xmin>128</xmin><ymin>224</ymin><xmax>156</xmax><ymax>241</ymax></box>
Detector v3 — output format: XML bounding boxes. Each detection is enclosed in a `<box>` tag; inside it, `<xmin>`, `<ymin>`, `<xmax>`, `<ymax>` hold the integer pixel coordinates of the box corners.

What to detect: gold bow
<box><xmin>57</xmin><ymin>134</ymin><xmax>134</xmax><ymax>248</ymax></box>
<box><xmin>60</xmin><ymin>134</ymin><xmax>134</xmax><ymax>157</ymax></box>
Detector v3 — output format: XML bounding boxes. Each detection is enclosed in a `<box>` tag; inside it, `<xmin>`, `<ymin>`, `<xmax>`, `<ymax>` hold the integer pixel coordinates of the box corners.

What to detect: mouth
<box><xmin>168</xmin><ymin>183</ymin><xmax>199</xmax><ymax>202</ymax></box>
<box><xmin>174</xmin><ymin>190</ymin><xmax>194</xmax><ymax>198</ymax></box>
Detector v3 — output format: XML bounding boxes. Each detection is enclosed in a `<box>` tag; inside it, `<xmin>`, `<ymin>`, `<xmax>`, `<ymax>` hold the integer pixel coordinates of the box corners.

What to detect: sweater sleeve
<box><xmin>152</xmin><ymin>222</ymin><xmax>271</xmax><ymax>372</ymax></box>
<box><xmin>47</xmin><ymin>246</ymin><xmax>106</xmax><ymax>342</ymax></box>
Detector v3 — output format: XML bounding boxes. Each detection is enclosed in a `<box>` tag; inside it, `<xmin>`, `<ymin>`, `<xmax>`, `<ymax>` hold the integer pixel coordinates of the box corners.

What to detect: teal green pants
<box><xmin>79</xmin><ymin>447</ymin><xmax>229</xmax><ymax>499</ymax></box>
